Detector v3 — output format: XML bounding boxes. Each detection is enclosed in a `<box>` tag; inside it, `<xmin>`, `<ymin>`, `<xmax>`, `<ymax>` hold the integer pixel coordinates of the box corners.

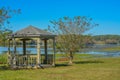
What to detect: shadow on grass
<box><xmin>0</xmin><ymin>65</ymin><xmax>10</xmax><ymax>70</ymax></box>
<box><xmin>55</xmin><ymin>64</ymin><xmax>71</xmax><ymax>67</ymax></box>
<box><xmin>74</xmin><ymin>60</ymin><xmax>104</xmax><ymax>64</ymax></box>
<box><xmin>55</xmin><ymin>60</ymin><xmax>104</xmax><ymax>67</ymax></box>
<box><xmin>0</xmin><ymin>60</ymin><xmax>104</xmax><ymax>70</ymax></box>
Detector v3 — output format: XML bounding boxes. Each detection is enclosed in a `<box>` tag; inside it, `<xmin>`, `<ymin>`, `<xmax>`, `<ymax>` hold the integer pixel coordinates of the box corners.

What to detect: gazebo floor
<box><xmin>11</xmin><ymin>64</ymin><xmax>54</xmax><ymax>69</ymax></box>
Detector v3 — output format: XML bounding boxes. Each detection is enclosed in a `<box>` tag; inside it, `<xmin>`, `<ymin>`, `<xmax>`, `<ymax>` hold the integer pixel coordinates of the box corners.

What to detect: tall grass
<box><xmin>0</xmin><ymin>53</ymin><xmax>7</xmax><ymax>64</ymax></box>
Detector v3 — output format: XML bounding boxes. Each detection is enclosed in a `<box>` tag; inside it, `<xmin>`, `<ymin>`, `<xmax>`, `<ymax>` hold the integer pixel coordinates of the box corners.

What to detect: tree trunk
<box><xmin>69</xmin><ymin>51</ymin><xmax>73</xmax><ymax>64</ymax></box>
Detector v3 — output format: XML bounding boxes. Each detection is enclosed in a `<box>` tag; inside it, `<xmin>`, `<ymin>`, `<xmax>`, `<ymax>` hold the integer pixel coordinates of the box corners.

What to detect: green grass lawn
<box><xmin>0</xmin><ymin>54</ymin><xmax>120</xmax><ymax>80</ymax></box>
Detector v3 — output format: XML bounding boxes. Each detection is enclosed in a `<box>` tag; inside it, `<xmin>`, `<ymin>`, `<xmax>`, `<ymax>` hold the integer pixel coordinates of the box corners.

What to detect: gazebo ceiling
<box><xmin>8</xmin><ymin>25</ymin><xmax>56</xmax><ymax>39</ymax></box>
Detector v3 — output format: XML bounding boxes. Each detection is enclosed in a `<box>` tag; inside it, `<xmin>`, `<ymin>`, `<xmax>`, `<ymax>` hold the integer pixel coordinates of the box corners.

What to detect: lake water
<box><xmin>0</xmin><ymin>46</ymin><xmax>53</xmax><ymax>54</ymax></box>
<box><xmin>0</xmin><ymin>45</ymin><xmax>120</xmax><ymax>57</ymax></box>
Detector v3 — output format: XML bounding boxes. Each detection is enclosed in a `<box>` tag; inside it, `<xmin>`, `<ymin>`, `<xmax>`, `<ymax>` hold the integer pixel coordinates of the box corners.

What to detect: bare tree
<box><xmin>49</xmin><ymin>16</ymin><xmax>98</xmax><ymax>64</ymax></box>
<box><xmin>0</xmin><ymin>7</ymin><xmax>21</xmax><ymax>31</ymax></box>
<box><xmin>0</xmin><ymin>7</ymin><xmax>21</xmax><ymax>45</ymax></box>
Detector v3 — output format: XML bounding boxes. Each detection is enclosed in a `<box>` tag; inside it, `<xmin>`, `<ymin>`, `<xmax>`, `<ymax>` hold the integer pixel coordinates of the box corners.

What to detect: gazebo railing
<box><xmin>10</xmin><ymin>53</ymin><xmax>53</xmax><ymax>68</ymax></box>
<box><xmin>16</xmin><ymin>54</ymin><xmax>37</xmax><ymax>67</ymax></box>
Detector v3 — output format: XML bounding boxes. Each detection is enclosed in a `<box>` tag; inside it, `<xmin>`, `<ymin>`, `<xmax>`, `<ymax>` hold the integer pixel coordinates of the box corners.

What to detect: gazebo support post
<box><xmin>7</xmin><ymin>39</ymin><xmax>11</xmax><ymax>66</ymax></box>
<box><xmin>23</xmin><ymin>40</ymin><xmax>26</xmax><ymax>55</ymax></box>
<box><xmin>22</xmin><ymin>40</ymin><xmax>27</xmax><ymax>66</ymax></box>
<box><xmin>52</xmin><ymin>38</ymin><xmax>56</xmax><ymax>66</ymax></box>
<box><xmin>37</xmin><ymin>38</ymin><xmax>41</xmax><ymax>67</ymax></box>
<box><xmin>44</xmin><ymin>39</ymin><xmax>48</xmax><ymax>64</ymax></box>
<box><xmin>12</xmin><ymin>38</ymin><xmax>17</xmax><ymax>68</ymax></box>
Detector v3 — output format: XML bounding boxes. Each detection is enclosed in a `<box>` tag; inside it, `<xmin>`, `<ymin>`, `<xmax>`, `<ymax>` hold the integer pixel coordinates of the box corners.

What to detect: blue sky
<box><xmin>0</xmin><ymin>0</ymin><xmax>120</xmax><ymax>35</ymax></box>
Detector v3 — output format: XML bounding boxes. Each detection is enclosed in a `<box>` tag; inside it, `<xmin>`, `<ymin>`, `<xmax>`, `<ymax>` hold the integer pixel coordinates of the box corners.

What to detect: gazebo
<box><xmin>7</xmin><ymin>25</ymin><xmax>56</xmax><ymax>68</ymax></box>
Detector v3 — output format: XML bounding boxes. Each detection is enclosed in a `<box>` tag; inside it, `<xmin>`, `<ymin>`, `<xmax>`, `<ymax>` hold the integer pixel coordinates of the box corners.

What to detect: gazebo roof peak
<box><xmin>15</xmin><ymin>25</ymin><xmax>52</xmax><ymax>35</ymax></box>
<box><xmin>8</xmin><ymin>25</ymin><xmax>56</xmax><ymax>38</ymax></box>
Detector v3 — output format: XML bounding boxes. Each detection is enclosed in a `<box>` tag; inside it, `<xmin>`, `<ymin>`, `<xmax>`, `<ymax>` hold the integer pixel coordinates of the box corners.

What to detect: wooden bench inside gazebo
<box><xmin>7</xmin><ymin>25</ymin><xmax>56</xmax><ymax>69</ymax></box>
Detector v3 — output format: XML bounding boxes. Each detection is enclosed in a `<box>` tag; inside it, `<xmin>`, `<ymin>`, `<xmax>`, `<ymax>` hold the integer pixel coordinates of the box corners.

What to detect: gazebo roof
<box><xmin>8</xmin><ymin>25</ymin><xmax>56</xmax><ymax>39</ymax></box>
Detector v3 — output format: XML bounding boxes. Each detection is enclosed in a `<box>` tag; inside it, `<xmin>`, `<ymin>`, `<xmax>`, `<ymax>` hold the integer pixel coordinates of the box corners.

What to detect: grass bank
<box><xmin>0</xmin><ymin>55</ymin><xmax>120</xmax><ymax>80</ymax></box>
<box><xmin>102</xmin><ymin>46</ymin><xmax>120</xmax><ymax>51</ymax></box>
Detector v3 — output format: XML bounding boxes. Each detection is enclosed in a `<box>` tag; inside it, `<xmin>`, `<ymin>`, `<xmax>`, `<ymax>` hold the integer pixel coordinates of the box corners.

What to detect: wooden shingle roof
<box><xmin>8</xmin><ymin>25</ymin><xmax>56</xmax><ymax>39</ymax></box>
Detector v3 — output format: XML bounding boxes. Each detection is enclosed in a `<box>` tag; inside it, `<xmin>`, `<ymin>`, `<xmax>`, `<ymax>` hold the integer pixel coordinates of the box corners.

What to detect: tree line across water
<box><xmin>0</xmin><ymin>33</ymin><xmax>120</xmax><ymax>46</ymax></box>
<box><xmin>93</xmin><ymin>35</ymin><xmax>120</xmax><ymax>44</ymax></box>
